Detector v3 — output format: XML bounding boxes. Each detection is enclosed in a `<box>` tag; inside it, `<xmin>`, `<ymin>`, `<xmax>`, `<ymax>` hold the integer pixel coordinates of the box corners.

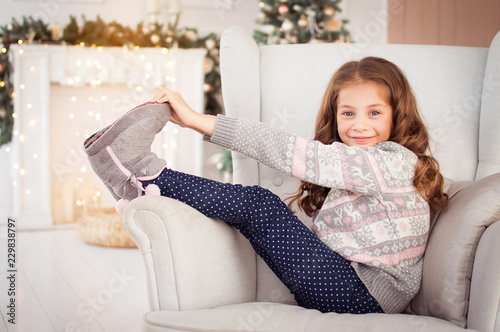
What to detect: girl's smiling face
<box><xmin>336</xmin><ymin>81</ymin><xmax>393</xmax><ymax>147</ymax></box>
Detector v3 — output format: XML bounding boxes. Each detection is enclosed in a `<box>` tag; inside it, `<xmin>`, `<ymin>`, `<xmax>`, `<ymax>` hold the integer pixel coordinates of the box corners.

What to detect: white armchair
<box><xmin>123</xmin><ymin>27</ymin><xmax>500</xmax><ymax>331</ymax></box>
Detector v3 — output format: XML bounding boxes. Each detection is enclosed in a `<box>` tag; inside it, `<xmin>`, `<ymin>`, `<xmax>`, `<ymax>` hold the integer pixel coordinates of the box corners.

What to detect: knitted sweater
<box><xmin>206</xmin><ymin>115</ymin><xmax>430</xmax><ymax>314</ymax></box>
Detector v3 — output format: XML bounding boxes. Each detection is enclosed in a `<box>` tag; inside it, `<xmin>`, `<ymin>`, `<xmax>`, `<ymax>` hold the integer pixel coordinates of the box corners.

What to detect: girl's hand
<box><xmin>151</xmin><ymin>87</ymin><xmax>216</xmax><ymax>136</ymax></box>
<box><xmin>151</xmin><ymin>88</ymin><xmax>196</xmax><ymax>128</ymax></box>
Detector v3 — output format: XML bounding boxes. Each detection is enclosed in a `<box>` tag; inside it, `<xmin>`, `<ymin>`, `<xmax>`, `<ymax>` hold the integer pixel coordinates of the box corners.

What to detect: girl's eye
<box><xmin>342</xmin><ymin>111</ymin><xmax>354</xmax><ymax>116</ymax></box>
<box><xmin>369</xmin><ymin>110</ymin><xmax>381</xmax><ymax>116</ymax></box>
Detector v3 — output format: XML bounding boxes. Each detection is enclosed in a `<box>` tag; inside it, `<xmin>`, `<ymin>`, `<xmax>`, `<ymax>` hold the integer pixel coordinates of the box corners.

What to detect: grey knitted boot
<box><xmin>84</xmin><ymin>102</ymin><xmax>172</xmax><ymax>213</ymax></box>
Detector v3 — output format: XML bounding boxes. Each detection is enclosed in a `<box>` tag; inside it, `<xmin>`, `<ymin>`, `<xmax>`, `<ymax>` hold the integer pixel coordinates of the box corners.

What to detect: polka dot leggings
<box><xmin>142</xmin><ymin>168</ymin><xmax>383</xmax><ymax>314</ymax></box>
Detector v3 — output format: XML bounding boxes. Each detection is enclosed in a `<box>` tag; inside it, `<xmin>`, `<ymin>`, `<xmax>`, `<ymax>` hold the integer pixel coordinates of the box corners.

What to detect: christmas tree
<box><xmin>254</xmin><ymin>0</ymin><xmax>350</xmax><ymax>45</ymax></box>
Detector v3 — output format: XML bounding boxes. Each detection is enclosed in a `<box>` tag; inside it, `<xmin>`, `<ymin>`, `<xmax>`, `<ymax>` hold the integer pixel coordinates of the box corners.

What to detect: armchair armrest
<box><xmin>410</xmin><ymin>173</ymin><xmax>500</xmax><ymax>329</ymax></box>
<box><xmin>123</xmin><ymin>195</ymin><xmax>257</xmax><ymax>311</ymax></box>
<box><xmin>468</xmin><ymin>220</ymin><xmax>500</xmax><ymax>332</ymax></box>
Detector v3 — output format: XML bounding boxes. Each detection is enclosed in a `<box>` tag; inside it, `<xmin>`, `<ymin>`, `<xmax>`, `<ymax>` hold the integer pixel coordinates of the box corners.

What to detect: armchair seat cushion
<box><xmin>143</xmin><ymin>303</ymin><xmax>476</xmax><ymax>332</ymax></box>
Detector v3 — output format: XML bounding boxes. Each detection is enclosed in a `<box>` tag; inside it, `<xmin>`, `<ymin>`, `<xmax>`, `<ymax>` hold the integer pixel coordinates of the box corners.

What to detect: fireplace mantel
<box><xmin>10</xmin><ymin>44</ymin><xmax>206</xmax><ymax>228</ymax></box>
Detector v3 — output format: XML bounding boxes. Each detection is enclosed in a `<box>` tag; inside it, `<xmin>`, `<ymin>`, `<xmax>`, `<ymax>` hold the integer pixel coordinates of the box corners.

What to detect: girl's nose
<box><xmin>352</xmin><ymin>117</ymin><xmax>369</xmax><ymax>131</ymax></box>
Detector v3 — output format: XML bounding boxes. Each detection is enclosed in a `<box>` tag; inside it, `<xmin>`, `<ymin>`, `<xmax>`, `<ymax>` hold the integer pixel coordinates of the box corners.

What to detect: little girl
<box><xmin>84</xmin><ymin>56</ymin><xmax>447</xmax><ymax>315</ymax></box>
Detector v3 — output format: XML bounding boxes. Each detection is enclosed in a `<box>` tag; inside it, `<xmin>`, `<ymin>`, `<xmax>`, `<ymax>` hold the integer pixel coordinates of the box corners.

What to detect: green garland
<box><xmin>0</xmin><ymin>16</ymin><xmax>223</xmax><ymax>147</ymax></box>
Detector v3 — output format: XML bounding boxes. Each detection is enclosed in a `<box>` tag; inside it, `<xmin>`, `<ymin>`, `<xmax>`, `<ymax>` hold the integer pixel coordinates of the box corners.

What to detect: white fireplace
<box><xmin>9</xmin><ymin>44</ymin><xmax>206</xmax><ymax>228</ymax></box>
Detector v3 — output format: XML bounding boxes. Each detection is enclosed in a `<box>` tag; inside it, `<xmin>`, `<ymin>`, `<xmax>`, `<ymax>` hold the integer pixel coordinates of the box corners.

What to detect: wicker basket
<box><xmin>77</xmin><ymin>208</ymin><xmax>136</xmax><ymax>248</ymax></box>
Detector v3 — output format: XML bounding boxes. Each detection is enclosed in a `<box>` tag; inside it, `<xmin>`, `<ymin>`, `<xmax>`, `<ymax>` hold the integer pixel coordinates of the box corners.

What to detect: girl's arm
<box><xmin>209</xmin><ymin>116</ymin><xmax>418</xmax><ymax>197</ymax></box>
<box><xmin>152</xmin><ymin>89</ymin><xmax>417</xmax><ymax>196</ymax></box>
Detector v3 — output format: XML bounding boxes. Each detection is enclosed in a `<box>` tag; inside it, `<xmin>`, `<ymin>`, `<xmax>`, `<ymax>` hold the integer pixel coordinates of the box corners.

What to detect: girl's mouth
<box><xmin>351</xmin><ymin>136</ymin><xmax>374</xmax><ymax>143</ymax></box>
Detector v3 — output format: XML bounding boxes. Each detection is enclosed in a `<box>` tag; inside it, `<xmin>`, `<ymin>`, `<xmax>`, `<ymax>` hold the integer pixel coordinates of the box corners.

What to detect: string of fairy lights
<box><xmin>1</xmin><ymin>16</ymin><xmax>221</xmax><ymax>223</ymax></box>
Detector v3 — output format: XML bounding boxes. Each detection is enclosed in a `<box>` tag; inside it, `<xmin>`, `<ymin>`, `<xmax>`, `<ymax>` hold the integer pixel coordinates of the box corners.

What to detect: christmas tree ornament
<box><xmin>324</xmin><ymin>6</ymin><xmax>336</xmax><ymax>16</ymax></box>
<box><xmin>305</xmin><ymin>8</ymin><xmax>316</xmax><ymax>17</ymax></box>
<box><xmin>298</xmin><ymin>15</ymin><xmax>308</xmax><ymax>28</ymax></box>
<box><xmin>0</xmin><ymin>108</ymin><xmax>6</xmax><ymax>119</ymax></box>
<box><xmin>204</xmin><ymin>57</ymin><xmax>214</xmax><ymax>73</ymax></box>
<box><xmin>48</xmin><ymin>24</ymin><xmax>62</xmax><ymax>40</ymax></box>
<box><xmin>150</xmin><ymin>33</ymin><xmax>160</xmax><ymax>44</ymax></box>
<box><xmin>0</xmin><ymin>63</ymin><xmax>5</xmax><ymax>73</ymax></box>
<box><xmin>278</xmin><ymin>4</ymin><xmax>289</xmax><ymax>15</ymax></box>
<box><xmin>185</xmin><ymin>30</ymin><xmax>198</xmax><ymax>41</ymax></box>
<box><xmin>261</xmin><ymin>25</ymin><xmax>275</xmax><ymax>35</ymax></box>
<box><xmin>281</xmin><ymin>18</ymin><xmax>293</xmax><ymax>32</ymax></box>
<box><xmin>203</xmin><ymin>83</ymin><xmax>213</xmax><ymax>93</ymax></box>
<box><xmin>205</xmin><ymin>38</ymin><xmax>216</xmax><ymax>50</ymax></box>
<box><xmin>142</xmin><ymin>25</ymin><xmax>152</xmax><ymax>34</ymax></box>
<box><xmin>326</xmin><ymin>19</ymin><xmax>340</xmax><ymax>32</ymax></box>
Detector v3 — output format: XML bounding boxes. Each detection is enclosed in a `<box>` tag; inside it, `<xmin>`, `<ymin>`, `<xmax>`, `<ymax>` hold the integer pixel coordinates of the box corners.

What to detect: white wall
<box><xmin>343</xmin><ymin>0</ymin><xmax>388</xmax><ymax>44</ymax></box>
<box><xmin>1</xmin><ymin>0</ymin><xmax>386</xmax><ymax>43</ymax></box>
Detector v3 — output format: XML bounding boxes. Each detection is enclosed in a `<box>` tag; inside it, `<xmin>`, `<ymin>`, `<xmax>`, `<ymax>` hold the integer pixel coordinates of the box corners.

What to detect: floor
<box><xmin>0</xmin><ymin>225</ymin><xmax>149</xmax><ymax>332</ymax></box>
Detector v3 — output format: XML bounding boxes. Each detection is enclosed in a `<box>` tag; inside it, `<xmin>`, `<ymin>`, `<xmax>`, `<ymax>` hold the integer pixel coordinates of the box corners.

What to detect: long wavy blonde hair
<box><xmin>288</xmin><ymin>57</ymin><xmax>448</xmax><ymax>216</ymax></box>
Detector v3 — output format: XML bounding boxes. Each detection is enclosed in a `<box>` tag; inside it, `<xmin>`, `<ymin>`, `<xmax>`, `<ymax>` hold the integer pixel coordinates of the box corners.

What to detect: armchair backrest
<box><xmin>220</xmin><ymin>26</ymin><xmax>500</xmax><ymax>319</ymax></box>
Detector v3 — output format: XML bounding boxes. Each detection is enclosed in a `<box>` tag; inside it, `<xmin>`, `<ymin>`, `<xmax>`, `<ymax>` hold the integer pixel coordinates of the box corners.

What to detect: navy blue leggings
<box><xmin>143</xmin><ymin>168</ymin><xmax>383</xmax><ymax>314</ymax></box>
